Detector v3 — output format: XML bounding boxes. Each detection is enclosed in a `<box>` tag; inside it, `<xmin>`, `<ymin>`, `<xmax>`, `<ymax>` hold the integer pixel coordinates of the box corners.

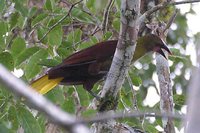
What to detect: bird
<box><xmin>30</xmin><ymin>34</ymin><xmax>171</xmax><ymax>96</ymax></box>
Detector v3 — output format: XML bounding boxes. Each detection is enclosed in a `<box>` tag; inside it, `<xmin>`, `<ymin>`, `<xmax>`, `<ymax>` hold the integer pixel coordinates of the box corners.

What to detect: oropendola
<box><xmin>30</xmin><ymin>34</ymin><xmax>171</xmax><ymax>96</ymax></box>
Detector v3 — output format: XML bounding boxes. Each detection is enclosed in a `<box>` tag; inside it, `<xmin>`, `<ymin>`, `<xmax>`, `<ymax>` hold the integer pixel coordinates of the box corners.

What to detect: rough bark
<box><xmin>0</xmin><ymin>65</ymin><xmax>90</xmax><ymax>133</ymax></box>
<box><xmin>155</xmin><ymin>23</ymin><xmax>175</xmax><ymax>133</ymax></box>
<box><xmin>99</xmin><ymin>0</ymin><xmax>140</xmax><ymax>111</ymax></box>
<box><xmin>95</xmin><ymin>0</ymin><xmax>141</xmax><ymax>132</ymax></box>
<box><xmin>156</xmin><ymin>53</ymin><xmax>175</xmax><ymax>133</ymax></box>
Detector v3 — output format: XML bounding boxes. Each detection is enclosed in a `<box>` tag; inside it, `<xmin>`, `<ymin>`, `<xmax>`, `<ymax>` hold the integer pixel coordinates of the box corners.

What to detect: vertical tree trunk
<box><xmin>156</xmin><ymin>53</ymin><xmax>175</xmax><ymax>133</ymax></box>
<box><xmin>141</xmin><ymin>0</ymin><xmax>175</xmax><ymax>132</ymax></box>
<box><xmin>99</xmin><ymin>0</ymin><xmax>141</xmax><ymax>111</ymax></box>
<box><xmin>94</xmin><ymin>0</ymin><xmax>141</xmax><ymax>132</ymax></box>
<box><xmin>155</xmin><ymin>24</ymin><xmax>175</xmax><ymax>133</ymax></box>
<box><xmin>185</xmin><ymin>37</ymin><xmax>200</xmax><ymax>133</ymax></box>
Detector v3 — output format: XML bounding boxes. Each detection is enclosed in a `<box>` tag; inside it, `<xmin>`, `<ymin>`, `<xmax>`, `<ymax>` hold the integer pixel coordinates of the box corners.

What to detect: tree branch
<box><xmin>172</xmin><ymin>0</ymin><xmax>200</xmax><ymax>5</ymax></box>
<box><xmin>0</xmin><ymin>64</ymin><xmax>90</xmax><ymax>133</ymax></box>
<box><xmin>164</xmin><ymin>9</ymin><xmax>178</xmax><ymax>33</ymax></box>
<box><xmin>155</xmin><ymin>12</ymin><xmax>177</xmax><ymax>133</ymax></box>
<box><xmin>38</xmin><ymin>0</ymin><xmax>83</xmax><ymax>42</ymax></box>
<box><xmin>80</xmin><ymin>110</ymin><xmax>184</xmax><ymax>124</ymax></box>
<box><xmin>185</xmin><ymin>66</ymin><xmax>200</xmax><ymax>132</ymax></box>
<box><xmin>99</xmin><ymin>0</ymin><xmax>141</xmax><ymax>111</ymax></box>
<box><xmin>94</xmin><ymin>1</ymin><xmax>141</xmax><ymax>132</ymax></box>
<box><xmin>139</xmin><ymin>0</ymin><xmax>200</xmax><ymax>25</ymax></box>
<box><xmin>126</xmin><ymin>74</ymin><xmax>138</xmax><ymax>110</ymax></box>
<box><xmin>101</xmin><ymin>0</ymin><xmax>115</xmax><ymax>33</ymax></box>
<box><xmin>156</xmin><ymin>51</ymin><xmax>175</xmax><ymax>133</ymax></box>
<box><xmin>144</xmin><ymin>1</ymin><xmax>178</xmax><ymax>132</ymax></box>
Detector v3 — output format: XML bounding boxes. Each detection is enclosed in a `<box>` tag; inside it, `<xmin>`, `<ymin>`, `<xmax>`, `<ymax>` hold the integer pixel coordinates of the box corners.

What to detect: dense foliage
<box><xmin>0</xmin><ymin>0</ymin><xmax>199</xmax><ymax>132</ymax></box>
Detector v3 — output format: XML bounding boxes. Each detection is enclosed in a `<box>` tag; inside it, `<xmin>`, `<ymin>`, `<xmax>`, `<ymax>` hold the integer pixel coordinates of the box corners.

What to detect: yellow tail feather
<box><xmin>30</xmin><ymin>75</ymin><xmax>63</xmax><ymax>94</ymax></box>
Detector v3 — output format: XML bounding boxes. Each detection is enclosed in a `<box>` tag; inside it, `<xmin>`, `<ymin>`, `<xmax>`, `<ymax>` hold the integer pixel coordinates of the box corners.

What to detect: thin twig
<box><xmin>38</xmin><ymin>0</ymin><xmax>83</xmax><ymax>42</ymax></box>
<box><xmin>102</xmin><ymin>0</ymin><xmax>115</xmax><ymax>33</ymax></box>
<box><xmin>59</xmin><ymin>0</ymin><xmax>101</xmax><ymax>25</ymax></box>
<box><xmin>73</xmin><ymin>86</ymin><xmax>82</xmax><ymax>117</ymax></box>
<box><xmin>164</xmin><ymin>9</ymin><xmax>178</xmax><ymax>33</ymax></box>
<box><xmin>78</xmin><ymin>110</ymin><xmax>184</xmax><ymax>124</ymax></box>
<box><xmin>73</xmin><ymin>26</ymin><xmax>101</xmax><ymax>47</ymax></box>
<box><xmin>126</xmin><ymin>75</ymin><xmax>138</xmax><ymax>110</ymax></box>
<box><xmin>139</xmin><ymin>0</ymin><xmax>200</xmax><ymax>24</ymax></box>
<box><xmin>172</xmin><ymin>0</ymin><xmax>200</xmax><ymax>5</ymax></box>
<box><xmin>0</xmin><ymin>64</ymin><xmax>90</xmax><ymax>133</ymax></box>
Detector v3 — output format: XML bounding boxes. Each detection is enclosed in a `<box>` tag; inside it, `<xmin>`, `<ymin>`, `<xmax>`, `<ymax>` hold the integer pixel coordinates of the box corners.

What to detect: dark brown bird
<box><xmin>31</xmin><ymin>34</ymin><xmax>171</xmax><ymax>95</ymax></box>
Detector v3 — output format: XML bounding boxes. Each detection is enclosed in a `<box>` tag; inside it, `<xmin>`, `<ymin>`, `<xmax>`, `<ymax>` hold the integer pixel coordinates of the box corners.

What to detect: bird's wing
<box><xmin>62</xmin><ymin>40</ymin><xmax>117</xmax><ymax>66</ymax></box>
<box><xmin>47</xmin><ymin>40</ymin><xmax>117</xmax><ymax>76</ymax></box>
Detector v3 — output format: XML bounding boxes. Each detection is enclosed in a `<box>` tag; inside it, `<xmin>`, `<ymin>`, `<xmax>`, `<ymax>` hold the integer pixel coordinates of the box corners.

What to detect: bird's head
<box><xmin>137</xmin><ymin>34</ymin><xmax>172</xmax><ymax>59</ymax></box>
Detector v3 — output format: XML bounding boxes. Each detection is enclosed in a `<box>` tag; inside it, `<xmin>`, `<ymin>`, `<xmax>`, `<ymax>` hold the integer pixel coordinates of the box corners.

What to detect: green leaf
<box><xmin>145</xmin><ymin>124</ymin><xmax>158</xmax><ymax>133</ymax></box>
<box><xmin>169</xmin><ymin>48</ymin><xmax>192</xmax><ymax>67</ymax></box>
<box><xmin>0</xmin><ymin>21</ymin><xmax>7</xmax><ymax>47</ymax></box>
<box><xmin>67</xmin><ymin>29</ymin><xmax>82</xmax><ymax>44</ymax></box>
<box><xmin>169</xmin><ymin>48</ymin><xmax>187</xmax><ymax>60</ymax></box>
<box><xmin>90</xmin><ymin>36</ymin><xmax>99</xmax><ymax>44</ymax></box>
<box><xmin>57</xmin><ymin>47</ymin><xmax>73</xmax><ymax>58</ymax></box>
<box><xmin>122</xmin><ymin>79</ymin><xmax>131</xmax><ymax>95</ymax></box>
<box><xmin>86</xmin><ymin>0</ymin><xmax>95</xmax><ymax>9</ymax></box>
<box><xmin>174</xmin><ymin>114</ymin><xmax>182</xmax><ymax>129</ymax></box>
<box><xmin>28</xmin><ymin>7</ymin><xmax>38</xmax><ymax>18</ymax></box>
<box><xmin>32</xmin><ymin>13</ymin><xmax>48</xmax><ymax>26</ymax></box>
<box><xmin>155</xmin><ymin>117</ymin><xmax>162</xmax><ymax>127</ymax></box>
<box><xmin>47</xmin><ymin>15</ymin><xmax>70</xmax><ymax>27</ymax></box>
<box><xmin>62</xmin><ymin>96</ymin><xmax>75</xmax><ymax>113</ymax></box>
<box><xmin>38</xmin><ymin>58</ymin><xmax>60</xmax><ymax>67</ymax></box>
<box><xmin>112</xmin><ymin>18</ymin><xmax>120</xmax><ymax>32</ymax></box>
<box><xmin>129</xmin><ymin>71</ymin><xmax>142</xmax><ymax>87</ymax></box>
<box><xmin>120</xmin><ymin>90</ymin><xmax>133</xmax><ymax>108</ymax></box>
<box><xmin>25</xmin><ymin>49</ymin><xmax>48</xmax><ymax>79</ymax></box>
<box><xmin>48</xmin><ymin>25</ymin><xmax>63</xmax><ymax>46</ymax></box>
<box><xmin>0</xmin><ymin>52</ymin><xmax>14</xmax><ymax>71</ymax></box>
<box><xmin>17</xmin><ymin>106</ymin><xmax>42</xmax><ymax>133</ymax></box>
<box><xmin>9</xmin><ymin>12</ymin><xmax>20</xmax><ymax>29</ymax></box>
<box><xmin>103</xmin><ymin>31</ymin><xmax>112</xmax><ymax>40</ymax></box>
<box><xmin>76</xmin><ymin>86</ymin><xmax>90</xmax><ymax>106</ymax></box>
<box><xmin>15</xmin><ymin>0</ymin><xmax>28</xmax><ymax>17</ymax></box>
<box><xmin>11</xmin><ymin>37</ymin><xmax>26</xmax><ymax>58</ymax></box>
<box><xmin>11</xmin><ymin>14</ymin><xmax>24</xmax><ymax>29</ymax></box>
<box><xmin>45</xmin><ymin>86</ymin><xmax>65</xmax><ymax>105</ymax></box>
<box><xmin>50</xmin><ymin>0</ymin><xmax>56</xmax><ymax>10</ymax></box>
<box><xmin>0</xmin><ymin>84</ymin><xmax>11</xmax><ymax>98</ymax></box>
<box><xmin>81</xmin><ymin>109</ymin><xmax>96</xmax><ymax>117</ymax></box>
<box><xmin>115</xmin><ymin>0</ymin><xmax>121</xmax><ymax>10</ymax></box>
<box><xmin>78</xmin><ymin>39</ymin><xmax>97</xmax><ymax>50</ymax></box>
<box><xmin>37</xmin><ymin>115</ymin><xmax>46</xmax><ymax>133</ymax></box>
<box><xmin>0</xmin><ymin>0</ymin><xmax>5</xmax><ymax>13</ymax></box>
<box><xmin>0</xmin><ymin>21</ymin><xmax>7</xmax><ymax>35</ymax></box>
<box><xmin>0</xmin><ymin>123</ymin><xmax>9</xmax><ymax>133</ymax></box>
<box><xmin>71</xmin><ymin>8</ymin><xmax>95</xmax><ymax>24</ymax></box>
<box><xmin>8</xmin><ymin>106</ymin><xmax>19</xmax><ymax>130</ymax></box>
<box><xmin>37</xmin><ymin>27</ymin><xmax>48</xmax><ymax>44</ymax></box>
<box><xmin>131</xmin><ymin>76</ymin><xmax>142</xmax><ymax>86</ymax></box>
<box><xmin>15</xmin><ymin>47</ymin><xmax>40</xmax><ymax>67</ymax></box>
<box><xmin>45</xmin><ymin>0</ymin><xmax>52</xmax><ymax>11</ymax></box>
<box><xmin>174</xmin><ymin>94</ymin><xmax>186</xmax><ymax>110</ymax></box>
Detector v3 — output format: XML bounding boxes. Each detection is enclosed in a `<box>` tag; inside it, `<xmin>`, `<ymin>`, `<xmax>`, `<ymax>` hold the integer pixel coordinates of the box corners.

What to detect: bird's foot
<box><xmin>98</xmin><ymin>71</ymin><xmax>108</xmax><ymax>74</ymax></box>
<box><xmin>87</xmin><ymin>90</ymin><xmax>101</xmax><ymax>101</ymax></box>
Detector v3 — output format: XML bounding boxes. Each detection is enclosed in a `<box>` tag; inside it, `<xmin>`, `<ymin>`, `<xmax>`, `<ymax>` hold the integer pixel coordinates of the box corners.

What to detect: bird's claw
<box><xmin>87</xmin><ymin>90</ymin><xmax>101</xmax><ymax>101</ymax></box>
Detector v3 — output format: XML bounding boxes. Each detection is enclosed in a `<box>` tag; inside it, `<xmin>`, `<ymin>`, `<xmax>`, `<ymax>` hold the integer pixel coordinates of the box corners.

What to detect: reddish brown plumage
<box><xmin>48</xmin><ymin>40</ymin><xmax>117</xmax><ymax>90</ymax></box>
<box><xmin>31</xmin><ymin>34</ymin><xmax>171</xmax><ymax>95</ymax></box>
